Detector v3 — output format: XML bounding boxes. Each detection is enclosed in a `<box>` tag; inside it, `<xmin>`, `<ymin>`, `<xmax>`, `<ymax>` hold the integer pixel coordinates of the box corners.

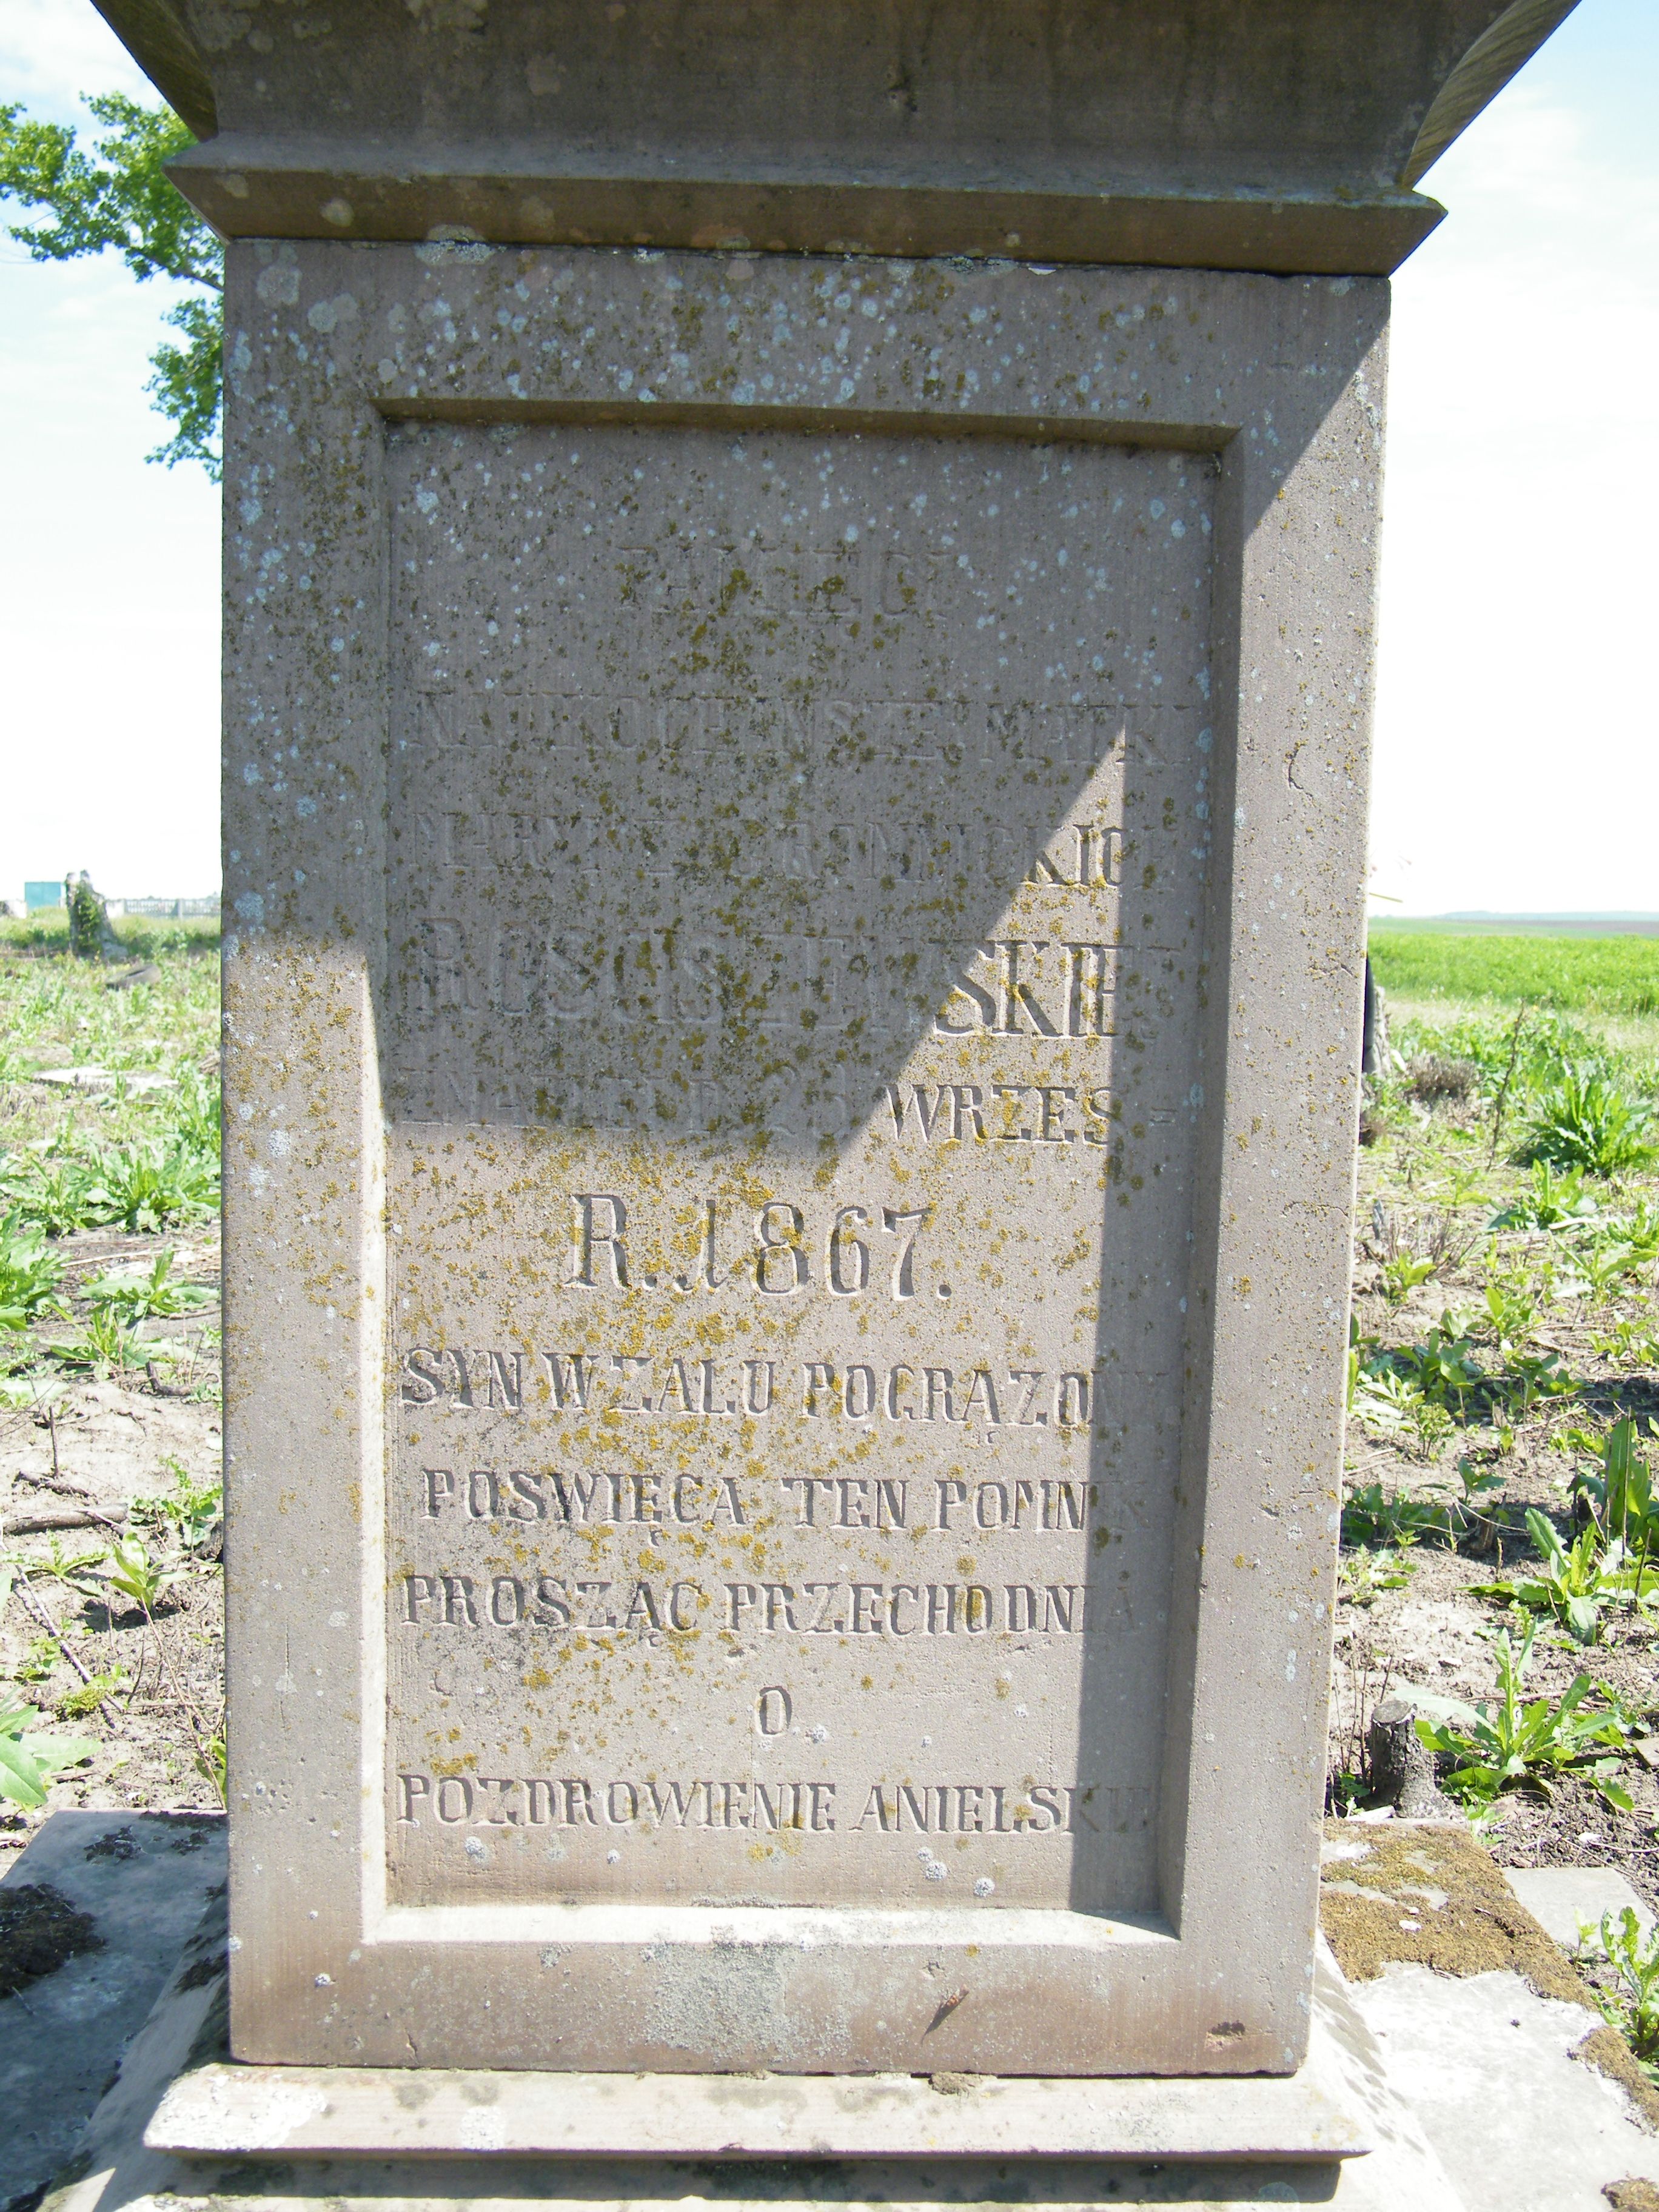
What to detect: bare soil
<box><xmin>1337</xmin><ymin>1063</ymin><xmax>1659</xmax><ymax>1920</ymax></box>
<box><xmin>0</xmin><ymin>1224</ymin><xmax>224</xmax><ymax>1857</ymax></box>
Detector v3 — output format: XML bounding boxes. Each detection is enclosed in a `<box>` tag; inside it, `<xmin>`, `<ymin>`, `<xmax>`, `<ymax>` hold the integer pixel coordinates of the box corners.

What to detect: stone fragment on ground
<box><xmin>1509</xmin><ymin>1866</ymin><xmax>1655</xmax><ymax>1952</ymax></box>
<box><xmin>1351</xmin><ymin>1968</ymin><xmax>1659</xmax><ymax>2211</ymax></box>
<box><xmin>1322</xmin><ymin>1818</ymin><xmax>1659</xmax><ymax>2127</ymax></box>
<box><xmin>0</xmin><ymin>1808</ymin><xmax>225</xmax><ymax>2212</ymax></box>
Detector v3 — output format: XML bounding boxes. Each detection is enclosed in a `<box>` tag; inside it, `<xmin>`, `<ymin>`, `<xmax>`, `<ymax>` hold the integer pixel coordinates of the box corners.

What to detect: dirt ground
<box><xmin>1335</xmin><ymin>996</ymin><xmax>1659</xmax><ymax>1921</ymax></box>
<box><xmin>0</xmin><ymin>943</ymin><xmax>224</xmax><ymax>1855</ymax></box>
<box><xmin>0</xmin><ymin>1222</ymin><xmax>224</xmax><ymax>1854</ymax></box>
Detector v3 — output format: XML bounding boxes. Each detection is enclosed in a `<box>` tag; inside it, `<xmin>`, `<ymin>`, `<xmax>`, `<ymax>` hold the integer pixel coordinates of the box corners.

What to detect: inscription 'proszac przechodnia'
<box><xmin>384</xmin><ymin>423</ymin><xmax>1216</xmax><ymax>1917</ymax></box>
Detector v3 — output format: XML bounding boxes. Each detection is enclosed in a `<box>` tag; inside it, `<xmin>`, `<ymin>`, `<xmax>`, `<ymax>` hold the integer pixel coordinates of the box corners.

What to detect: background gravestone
<box><xmin>93</xmin><ymin>0</ymin><xmax>1576</xmax><ymax>2083</ymax></box>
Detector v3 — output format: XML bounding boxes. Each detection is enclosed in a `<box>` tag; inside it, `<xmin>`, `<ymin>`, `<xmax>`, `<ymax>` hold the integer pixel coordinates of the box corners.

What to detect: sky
<box><xmin>0</xmin><ymin>1</ymin><xmax>1655</xmax><ymax>914</ymax></box>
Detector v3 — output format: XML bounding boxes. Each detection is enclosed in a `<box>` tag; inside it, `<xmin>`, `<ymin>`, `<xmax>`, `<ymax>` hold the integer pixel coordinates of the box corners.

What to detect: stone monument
<box><xmin>93</xmin><ymin>0</ymin><xmax>1575</xmax><ymax>2114</ymax></box>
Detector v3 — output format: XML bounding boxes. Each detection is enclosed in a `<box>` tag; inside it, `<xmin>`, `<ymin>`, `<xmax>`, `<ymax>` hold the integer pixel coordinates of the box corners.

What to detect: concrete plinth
<box><xmin>27</xmin><ymin>1807</ymin><xmax>1659</xmax><ymax>2212</ymax></box>
<box><xmin>18</xmin><ymin>1811</ymin><xmax>1465</xmax><ymax>2211</ymax></box>
<box><xmin>146</xmin><ymin>2040</ymin><xmax>1372</xmax><ymax>2162</ymax></box>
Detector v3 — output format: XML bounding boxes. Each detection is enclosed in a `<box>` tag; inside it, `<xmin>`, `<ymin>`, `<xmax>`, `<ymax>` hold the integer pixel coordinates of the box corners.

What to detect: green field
<box><xmin>1369</xmin><ymin>927</ymin><xmax>1659</xmax><ymax>1017</ymax></box>
<box><xmin>0</xmin><ymin>910</ymin><xmax>220</xmax><ymax>960</ymax></box>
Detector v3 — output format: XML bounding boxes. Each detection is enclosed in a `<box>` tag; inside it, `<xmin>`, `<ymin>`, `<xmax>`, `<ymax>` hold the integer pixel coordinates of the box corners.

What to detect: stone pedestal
<box><xmin>210</xmin><ymin>238</ymin><xmax>1381</xmax><ymax>2077</ymax></box>
<box><xmin>90</xmin><ymin>0</ymin><xmax>1578</xmax><ymax>2112</ymax></box>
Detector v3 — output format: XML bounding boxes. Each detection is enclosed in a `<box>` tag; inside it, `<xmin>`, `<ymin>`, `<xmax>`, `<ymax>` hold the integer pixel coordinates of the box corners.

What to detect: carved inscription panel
<box><xmin>384</xmin><ymin>424</ymin><xmax>1216</xmax><ymax>1912</ymax></box>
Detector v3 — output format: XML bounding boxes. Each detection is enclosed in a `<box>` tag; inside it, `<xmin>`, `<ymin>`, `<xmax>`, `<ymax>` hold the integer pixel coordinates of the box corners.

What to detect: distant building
<box><xmin>107</xmin><ymin>896</ymin><xmax>221</xmax><ymax>919</ymax></box>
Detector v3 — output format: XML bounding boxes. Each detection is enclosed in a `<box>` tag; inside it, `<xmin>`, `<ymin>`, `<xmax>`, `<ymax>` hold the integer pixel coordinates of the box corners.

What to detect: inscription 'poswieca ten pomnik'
<box><xmin>384</xmin><ymin>420</ymin><xmax>1213</xmax><ymax>1916</ymax></box>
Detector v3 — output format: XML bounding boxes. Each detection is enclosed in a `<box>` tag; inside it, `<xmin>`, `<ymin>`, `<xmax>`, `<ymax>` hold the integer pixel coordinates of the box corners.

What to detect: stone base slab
<box><xmin>21</xmin><ymin>1797</ymin><xmax>1463</xmax><ymax>2210</ymax></box>
<box><xmin>0</xmin><ymin>1808</ymin><xmax>227</xmax><ymax>2211</ymax></box>
<box><xmin>144</xmin><ymin>2046</ymin><xmax>1371</xmax><ymax>2162</ymax></box>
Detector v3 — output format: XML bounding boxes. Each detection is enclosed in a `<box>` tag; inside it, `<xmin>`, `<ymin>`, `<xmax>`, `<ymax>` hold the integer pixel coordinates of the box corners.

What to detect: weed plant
<box><xmin>1336</xmin><ymin>1547</ymin><xmax>1418</xmax><ymax>1605</ymax></box>
<box><xmin>1415</xmin><ymin>1623</ymin><xmax>1638</xmax><ymax>1814</ymax></box>
<box><xmin>131</xmin><ymin>1458</ymin><xmax>221</xmax><ymax>1551</ymax></box>
<box><xmin>0</xmin><ymin>1213</ymin><xmax>67</xmax><ymax>1329</ymax></box>
<box><xmin>1341</xmin><ymin>1480</ymin><xmax>1453</xmax><ymax>1550</ymax></box>
<box><xmin>1577</xmin><ymin>1908</ymin><xmax>1659</xmax><ymax>2065</ymax></box>
<box><xmin>1492</xmin><ymin>1162</ymin><xmax>1600</xmax><ymax>1230</ymax></box>
<box><xmin>1470</xmin><ymin>1511</ymin><xmax>1647</xmax><ymax>1644</ymax></box>
<box><xmin>1516</xmin><ymin>1070</ymin><xmax>1657</xmax><ymax>1178</ymax></box>
<box><xmin>87</xmin><ymin>1250</ymin><xmax>215</xmax><ymax>1321</ymax></box>
<box><xmin>0</xmin><ymin>1699</ymin><xmax>96</xmax><ymax>1809</ymax></box>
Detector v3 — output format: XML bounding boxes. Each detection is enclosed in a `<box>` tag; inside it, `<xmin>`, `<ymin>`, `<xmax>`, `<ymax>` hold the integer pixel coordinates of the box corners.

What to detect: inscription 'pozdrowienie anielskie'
<box><xmin>382</xmin><ymin>428</ymin><xmax>1213</xmax><ymax>1914</ymax></box>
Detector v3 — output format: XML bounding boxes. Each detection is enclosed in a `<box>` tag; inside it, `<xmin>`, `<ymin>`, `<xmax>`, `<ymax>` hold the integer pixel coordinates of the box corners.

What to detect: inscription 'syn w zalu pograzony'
<box><xmin>384</xmin><ymin>423</ymin><xmax>1215</xmax><ymax>1915</ymax></box>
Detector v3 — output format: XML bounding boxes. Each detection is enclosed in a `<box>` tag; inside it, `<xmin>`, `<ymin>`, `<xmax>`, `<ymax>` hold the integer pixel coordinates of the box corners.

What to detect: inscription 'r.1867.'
<box><xmin>567</xmin><ymin>1193</ymin><xmax>932</xmax><ymax>1295</ymax></box>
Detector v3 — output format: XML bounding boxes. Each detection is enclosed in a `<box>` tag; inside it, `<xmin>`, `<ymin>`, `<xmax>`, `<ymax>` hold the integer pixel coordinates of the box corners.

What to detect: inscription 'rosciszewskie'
<box><xmin>401</xmin><ymin>931</ymin><xmax>1130</xmax><ymax>1040</ymax></box>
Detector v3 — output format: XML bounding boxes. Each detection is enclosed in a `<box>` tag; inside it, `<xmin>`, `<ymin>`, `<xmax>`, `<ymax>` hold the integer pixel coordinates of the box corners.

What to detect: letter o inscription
<box><xmin>608</xmin><ymin>1781</ymin><xmax>639</xmax><ymax>1825</ymax></box>
<box><xmin>491</xmin><ymin>1575</ymin><xmax>525</xmax><ymax>1625</ymax></box>
<box><xmin>975</xmin><ymin>1482</ymin><xmax>1008</xmax><ymax>1530</ymax></box>
<box><xmin>756</xmin><ymin>1685</ymin><xmax>793</xmax><ymax>1737</ymax></box>
<box><xmin>436</xmin><ymin>1777</ymin><xmax>475</xmax><ymax>1824</ymax></box>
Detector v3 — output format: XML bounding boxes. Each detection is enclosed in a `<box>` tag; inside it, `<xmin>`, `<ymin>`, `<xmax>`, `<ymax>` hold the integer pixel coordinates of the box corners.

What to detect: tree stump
<box><xmin>1367</xmin><ymin>1696</ymin><xmax>1452</xmax><ymax>1817</ymax></box>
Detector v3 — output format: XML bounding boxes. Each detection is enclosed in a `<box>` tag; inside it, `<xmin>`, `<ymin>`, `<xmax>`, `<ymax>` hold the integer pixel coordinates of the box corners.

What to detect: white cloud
<box><xmin>3</xmin><ymin>0</ymin><xmax>152</xmax><ymax>120</ymax></box>
<box><xmin>1371</xmin><ymin>81</ymin><xmax>1659</xmax><ymax>913</ymax></box>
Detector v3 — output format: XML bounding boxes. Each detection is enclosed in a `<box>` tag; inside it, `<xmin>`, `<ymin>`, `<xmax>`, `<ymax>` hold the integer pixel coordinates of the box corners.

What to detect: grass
<box><xmin>1369</xmin><ymin>927</ymin><xmax>1659</xmax><ymax>1018</ymax></box>
<box><xmin>1340</xmin><ymin>932</ymin><xmax>1659</xmax><ymax>1900</ymax></box>
<box><xmin>0</xmin><ymin>911</ymin><xmax>220</xmax><ymax>962</ymax></box>
<box><xmin>0</xmin><ymin>942</ymin><xmax>221</xmax><ymax>1268</ymax></box>
<box><xmin>0</xmin><ymin>943</ymin><xmax>218</xmax><ymax>1091</ymax></box>
<box><xmin>0</xmin><ymin>939</ymin><xmax>226</xmax><ymax>1818</ymax></box>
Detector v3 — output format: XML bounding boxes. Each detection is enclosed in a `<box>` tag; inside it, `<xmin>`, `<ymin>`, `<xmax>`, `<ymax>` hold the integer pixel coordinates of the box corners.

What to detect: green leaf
<box><xmin>1525</xmin><ymin>1507</ymin><xmax>1568</xmax><ymax>1572</ymax></box>
<box><xmin>0</xmin><ymin>1701</ymin><xmax>97</xmax><ymax>1809</ymax></box>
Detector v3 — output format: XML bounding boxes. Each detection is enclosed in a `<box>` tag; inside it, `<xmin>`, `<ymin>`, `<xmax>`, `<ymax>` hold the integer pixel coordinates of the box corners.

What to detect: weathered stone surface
<box><xmin>146</xmin><ymin>2053</ymin><xmax>1374</xmax><ymax>2159</ymax></box>
<box><xmin>382</xmin><ymin>417</ymin><xmax>1211</xmax><ymax>1925</ymax></box>
<box><xmin>217</xmin><ymin>237</ymin><xmax>1380</xmax><ymax>2076</ymax></box>
<box><xmin>100</xmin><ymin>0</ymin><xmax>1574</xmax><ymax>274</ymax></box>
